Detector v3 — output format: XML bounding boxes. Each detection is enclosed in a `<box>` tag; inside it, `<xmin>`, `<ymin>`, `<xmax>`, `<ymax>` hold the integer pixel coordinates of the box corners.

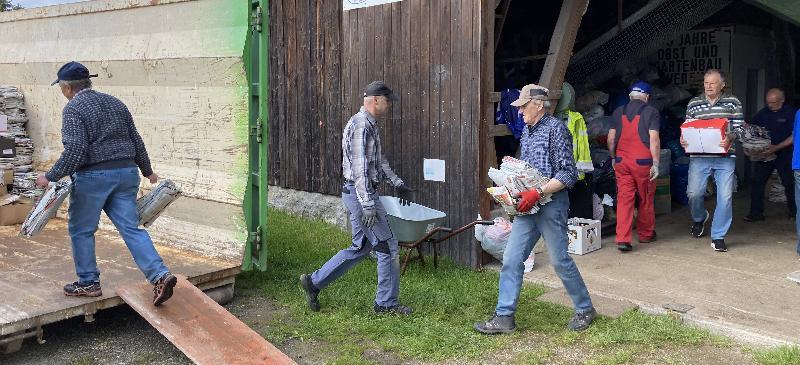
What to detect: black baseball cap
<box><xmin>51</xmin><ymin>61</ymin><xmax>98</xmax><ymax>86</ymax></box>
<box><xmin>363</xmin><ymin>81</ymin><xmax>398</xmax><ymax>101</ymax></box>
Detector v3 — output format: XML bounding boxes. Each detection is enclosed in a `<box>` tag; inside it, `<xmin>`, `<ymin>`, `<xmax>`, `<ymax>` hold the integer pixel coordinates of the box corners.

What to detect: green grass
<box><xmin>752</xmin><ymin>345</ymin><xmax>800</xmax><ymax>365</ymax></box>
<box><xmin>240</xmin><ymin>210</ymin><xmax>747</xmax><ymax>363</ymax></box>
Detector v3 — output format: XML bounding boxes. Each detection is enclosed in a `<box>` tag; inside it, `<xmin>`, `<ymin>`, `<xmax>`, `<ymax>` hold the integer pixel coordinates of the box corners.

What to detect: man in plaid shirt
<box><xmin>300</xmin><ymin>81</ymin><xmax>414</xmax><ymax>315</ymax></box>
<box><xmin>475</xmin><ymin>84</ymin><xmax>596</xmax><ymax>334</ymax></box>
<box><xmin>35</xmin><ymin>62</ymin><xmax>176</xmax><ymax>306</ymax></box>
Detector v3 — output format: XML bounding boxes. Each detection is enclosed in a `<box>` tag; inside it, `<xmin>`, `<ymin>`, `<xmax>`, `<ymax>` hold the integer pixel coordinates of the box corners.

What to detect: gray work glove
<box><xmin>395</xmin><ymin>184</ymin><xmax>415</xmax><ymax>206</ymax></box>
<box><xmin>649</xmin><ymin>162</ymin><xmax>659</xmax><ymax>181</ymax></box>
<box><xmin>361</xmin><ymin>206</ymin><xmax>377</xmax><ymax>228</ymax></box>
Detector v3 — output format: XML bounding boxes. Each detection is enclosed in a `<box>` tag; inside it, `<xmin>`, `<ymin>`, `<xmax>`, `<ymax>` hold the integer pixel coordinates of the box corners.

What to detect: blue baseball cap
<box><xmin>630</xmin><ymin>81</ymin><xmax>652</xmax><ymax>94</ymax></box>
<box><xmin>51</xmin><ymin>61</ymin><xmax>98</xmax><ymax>86</ymax></box>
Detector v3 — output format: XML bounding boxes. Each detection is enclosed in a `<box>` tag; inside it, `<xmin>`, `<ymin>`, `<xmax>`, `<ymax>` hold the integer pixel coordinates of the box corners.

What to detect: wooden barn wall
<box><xmin>268</xmin><ymin>0</ymin><xmax>343</xmax><ymax>196</ymax></box>
<box><xmin>342</xmin><ymin>0</ymin><xmax>483</xmax><ymax>268</ymax></box>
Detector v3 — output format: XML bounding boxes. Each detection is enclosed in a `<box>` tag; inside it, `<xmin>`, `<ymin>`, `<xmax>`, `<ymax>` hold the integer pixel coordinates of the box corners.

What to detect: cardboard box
<box><xmin>0</xmin><ymin>136</ymin><xmax>15</xmax><ymax>158</ymax></box>
<box><xmin>0</xmin><ymin>201</ymin><xmax>32</xmax><ymax>226</ymax></box>
<box><xmin>654</xmin><ymin>176</ymin><xmax>671</xmax><ymax>216</ymax></box>
<box><xmin>0</xmin><ymin>169</ymin><xmax>11</xmax><ymax>196</ymax></box>
<box><xmin>567</xmin><ymin>218</ymin><xmax>601</xmax><ymax>255</ymax></box>
<box><xmin>680</xmin><ymin>118</ymin><xmax>728</xmax><ymax>154</ymax></box>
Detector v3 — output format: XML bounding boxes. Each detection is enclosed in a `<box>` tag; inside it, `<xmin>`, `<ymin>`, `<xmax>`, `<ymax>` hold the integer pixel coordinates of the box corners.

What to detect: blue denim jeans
<box><xmin>68</xmin><ymin>167</ymin><xmax>169</xmax><ymax>284</ymax></box>
<box><xmin>686</xmin><ymin>157</ymin><xmax>735</xmax><ymax>240</ymax></box>
<box><xmin>310</xmin><ymin>183</ymin><xmax>400</xmax><ymax>307</ymax></box>
<box><xmin>794</xmin><ymin>171</ymin><xmax>800</xmax><ymax>256</ymax></box>
<box><xmin>495</xmin><ymin>191</ymin><xmax>593</xmax><ymax>316</ymax></box>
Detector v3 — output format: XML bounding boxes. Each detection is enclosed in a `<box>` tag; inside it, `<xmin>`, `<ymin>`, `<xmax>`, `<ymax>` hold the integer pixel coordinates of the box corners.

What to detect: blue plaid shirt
<box><xmin>519</xmin><ymin>113</ymin><xmax>578</xmax><ymax>189</ymax></box>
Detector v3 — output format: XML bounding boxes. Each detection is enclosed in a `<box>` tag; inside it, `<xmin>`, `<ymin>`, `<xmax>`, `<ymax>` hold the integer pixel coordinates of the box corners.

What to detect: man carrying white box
<box><xmin>475</xmin><ymin>84</ymin><xmax>595</xmax><ymax>335</ymax></box>
<box><xmin>680</xmin><ymin>69</ymin><xmax>744</xmax><ymax>252</ymax></box>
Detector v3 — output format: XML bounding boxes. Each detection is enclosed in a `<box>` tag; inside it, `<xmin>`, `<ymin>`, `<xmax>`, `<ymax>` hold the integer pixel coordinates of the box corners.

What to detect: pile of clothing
<box><xmin>0</xmin><ymin>86</ymin><xmax>39</xmax><ymax>199</ymax></box>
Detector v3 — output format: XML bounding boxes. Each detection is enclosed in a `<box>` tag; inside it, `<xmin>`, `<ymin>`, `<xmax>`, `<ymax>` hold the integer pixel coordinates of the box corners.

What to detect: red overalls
<box><xmin>614</xmin><ymin>104</ymin><xmax>656</xmax><ymax>245</ymax></box>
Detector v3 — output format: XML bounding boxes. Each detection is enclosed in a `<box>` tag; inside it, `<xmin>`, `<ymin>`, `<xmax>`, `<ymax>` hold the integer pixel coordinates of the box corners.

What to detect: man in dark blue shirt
<box><xmin>745</xmin><ymin>88</ymin><xmax>796</xmax><ymax>221</ymax></box>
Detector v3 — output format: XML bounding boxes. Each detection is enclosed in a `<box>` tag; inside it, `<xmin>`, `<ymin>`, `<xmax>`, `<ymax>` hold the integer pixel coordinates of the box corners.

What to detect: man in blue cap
<box><xmin>35</xmin><ymin>61</ymin><xmax>177</xmax><ymax>306</ymax></box>
<box><xmin>607</xmin><ymin>81</ymin><xmax>661</xmax><ymax>252</ymax></box>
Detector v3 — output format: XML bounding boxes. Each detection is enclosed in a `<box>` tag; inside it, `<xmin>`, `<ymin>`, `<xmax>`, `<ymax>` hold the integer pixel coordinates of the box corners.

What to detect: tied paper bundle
<box><xmin>740</xmin><ymin>124</ymin><xmax>775</xmax><ymax>162</ymax></box>
<box><xmin>20</xmin><ymin>180</ymin><xmax>72</xmax><ymax>237</ymax></box>
<box><xmin>486</xmin><ymin>156</ymin><xmax>552</xmax><ymax>216</ymax></box>
<box><xmin>0</xmin><ymin>87</ymin><xmax>40</xmax><ymax>199</ymax></box>
<box><xmin>137</xmin><ymin>179</ymin><xmax>182</xmax><ymax>227</ymax></box>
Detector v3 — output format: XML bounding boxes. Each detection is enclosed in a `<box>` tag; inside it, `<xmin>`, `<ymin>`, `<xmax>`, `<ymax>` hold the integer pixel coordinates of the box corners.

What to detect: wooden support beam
<box><xmin>495</xmin><ymin>53</ymin><xmax>549</xmax><ymax>64</ymax></box>
<box><xmin>479</xmin><ymin>0</ymin><xmax>496</xmax><ymax>268</ymax></box>
<box><xmin>494</xmin><ymin>0</ymin><xmax>513</xmax><ymax>52</ymax></box>
<box><xmin>538</xmin><ymin>0</ymin><xmax>588</xmax><ymax>111</ymax></box>
<box><xmin>489</xmin><ymin>124</ymin><xmax>512</xmax><ymax>137</ymax></box>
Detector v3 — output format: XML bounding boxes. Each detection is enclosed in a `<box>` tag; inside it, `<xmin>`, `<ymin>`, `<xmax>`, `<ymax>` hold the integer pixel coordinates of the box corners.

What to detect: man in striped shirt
<box><xmin>300</xmin><ymin>81</ymin><xmax>414</xmax><ymax>315</ymax></box>
<box><xmin>680</xmin><ymin>69</ymin><xmax>745</xmax><ymax>252</ymax></box>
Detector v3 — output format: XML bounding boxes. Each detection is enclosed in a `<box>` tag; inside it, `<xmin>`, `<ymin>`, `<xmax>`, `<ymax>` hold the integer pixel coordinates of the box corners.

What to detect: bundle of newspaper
<box><xmin>740</xmin><ymin>124</ymin><xmax>775</xmax><ymax>162</ymax></box>
<box><xmin>0</xmin><ymin>86</ymin><xmax>25</xmax><ymax>114</ymax></box>
<box><xmin>0</xmin><ymin>87</ymin><xmax>39</xmax><ymax>199</ymax></box>
<box><xmin>137</xmin><ymin>179</ymin><xmax>182</xmax><ymax>227</ymax></box>
<box><xmin>20</xmin><ymin>180</ymin><xmax>72</xmax><ymax>237</ymax></box>
<box><xmin>486</xmin><ymin>156</ymin><xmax>552</xmax><ymax>216</ymax></box>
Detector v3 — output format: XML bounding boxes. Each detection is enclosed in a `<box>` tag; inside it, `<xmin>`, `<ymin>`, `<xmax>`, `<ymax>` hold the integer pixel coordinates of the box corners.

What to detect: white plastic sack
<box><xmin>476</xmin><ymin>217</ymin><xmax>513</xmax><ymax>261</ymax></box>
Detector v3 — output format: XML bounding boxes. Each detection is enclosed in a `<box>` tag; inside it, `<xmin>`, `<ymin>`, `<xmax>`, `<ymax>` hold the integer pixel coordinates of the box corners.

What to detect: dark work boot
<box><xmin>374</xmin><ymin>303</ymin><xmax>413</xmax><ymax>316</ymax></box>
<box><xmin>299</xmin><ymin>274</ymin><xmax>320</xmax><ymax>312</ymax></box>
<box><xmin>568</xmin><ymin>308</ymin><xmax>597</xmax><ymax>331</ymax></box>
<box><xmin>617</xmin><ymin>243</ymin><xmax>633</xmax><ymax>252</ymax></box>
<box><xmin>474</xmin><ymin>314</ymin><xmax>516</xmax><ymax>334</ymax></box>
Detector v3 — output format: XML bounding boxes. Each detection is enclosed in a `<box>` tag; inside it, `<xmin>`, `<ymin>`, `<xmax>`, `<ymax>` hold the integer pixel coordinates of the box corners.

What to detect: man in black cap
<box><xmin>299</xmin><ymin>81</ymin><xmax>415</xmax><ymax>315</ymax></box>
<box><xmin>35</xmin><ymin>61</ymin><xmax>177</xmax><ymax>306</ymax></box>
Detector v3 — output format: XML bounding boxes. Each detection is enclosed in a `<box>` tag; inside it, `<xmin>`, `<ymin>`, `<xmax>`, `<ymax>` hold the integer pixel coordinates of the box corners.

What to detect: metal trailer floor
<box><xmin>0</xmin><ymin>219</ymin><xmax>241</xmax><ymax>346</ymax></box>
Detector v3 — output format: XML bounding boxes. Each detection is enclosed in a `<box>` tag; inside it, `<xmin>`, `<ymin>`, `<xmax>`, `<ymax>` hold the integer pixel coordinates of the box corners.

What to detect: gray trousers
<box><xmin>310</xmin><ymin>183</ymin><xmax>401</xmax><ymax>307</ymax></box>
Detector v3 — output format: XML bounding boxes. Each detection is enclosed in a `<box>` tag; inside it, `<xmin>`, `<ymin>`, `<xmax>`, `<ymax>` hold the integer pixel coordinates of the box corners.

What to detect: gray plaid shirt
<box><xmin>45</xmin><ymin>89</ymin><xmax>153</xmax><ymax>182</ymax></box>
<box><xmin>342</xmin><ymin>106</ymin><xmax>403</xmax><ymax>209</ymax></box>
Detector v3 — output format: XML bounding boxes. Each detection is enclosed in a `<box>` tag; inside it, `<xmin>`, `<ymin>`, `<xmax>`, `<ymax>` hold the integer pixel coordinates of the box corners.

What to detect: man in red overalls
<box><xmin>607</xmin><ymin>82</ymin><xmax>661</xmax><ymax>252</ymax></box>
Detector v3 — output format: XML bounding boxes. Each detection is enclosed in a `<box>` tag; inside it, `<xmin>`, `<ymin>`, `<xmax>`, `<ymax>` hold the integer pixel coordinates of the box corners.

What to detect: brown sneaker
<box><xmin>152</xmin><ymin>272</ymin><xmax>177</xmax><ymax>306</ymax></box>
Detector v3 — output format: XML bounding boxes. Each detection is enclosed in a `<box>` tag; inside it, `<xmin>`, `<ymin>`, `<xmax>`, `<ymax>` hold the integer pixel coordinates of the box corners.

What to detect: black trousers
<box><xmin>569</xmin><ymin>176</ymin><xmax>594</xmax><ymax>220</ymax></box>
<box><xmin>749</xmin><ymin>151</ymin><xmax>795</xmax><ymax>216</ymax></box>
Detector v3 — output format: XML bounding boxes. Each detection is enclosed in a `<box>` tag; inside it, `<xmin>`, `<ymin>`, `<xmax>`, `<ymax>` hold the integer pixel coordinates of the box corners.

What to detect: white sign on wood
<box><xmin>344</xmin><ymin>0</ymin><xmax>402</xmax><ymax>11</ymax></box>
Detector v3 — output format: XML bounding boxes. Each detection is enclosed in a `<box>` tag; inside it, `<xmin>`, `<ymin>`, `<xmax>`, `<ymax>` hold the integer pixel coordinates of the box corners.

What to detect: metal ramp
<box><xmin>117</xmin><ymin>275</ymin><xmax>295</xmax><ymax>365</ymax></box>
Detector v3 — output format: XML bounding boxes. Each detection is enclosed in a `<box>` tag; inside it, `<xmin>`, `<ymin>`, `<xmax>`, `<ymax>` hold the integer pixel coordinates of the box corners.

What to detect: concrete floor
<box><xmin>525</xmin><ymin>190</ymin><xmax>800</xmax><ymax>346</ymax></box>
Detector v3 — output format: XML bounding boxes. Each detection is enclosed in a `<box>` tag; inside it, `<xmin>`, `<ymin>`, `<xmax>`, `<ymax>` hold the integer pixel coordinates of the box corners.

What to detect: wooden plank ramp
<box><xmin>117</xmin><ymin>275</ymin><xmax>295</xmax><ymax>365</ymax></box>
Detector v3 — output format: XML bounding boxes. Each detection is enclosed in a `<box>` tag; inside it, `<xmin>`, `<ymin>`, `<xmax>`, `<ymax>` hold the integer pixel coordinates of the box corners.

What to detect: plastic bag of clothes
<box><xmin>20</xmin><ymin>180</ymin><xmax>71</xmax><ymax>237</ymax></box>
<box><xmin>474</xmin><ymin>216</ymin><xmax>512</xmax><ymax>261</ymax></box>
<box><xmin>740</xmin><ymin>124</ymin><xmax>775</xmax><ymax>162</ymax></box>
<box><xmin>137</xmin><ymin>179</ymin><xmax>182</xmax><ymax>227</ymax></box>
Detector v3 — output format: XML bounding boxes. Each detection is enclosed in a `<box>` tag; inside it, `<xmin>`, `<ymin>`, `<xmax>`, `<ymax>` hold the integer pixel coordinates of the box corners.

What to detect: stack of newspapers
<box><xmin>0</xmin><ymin>86</ymin><xmax>39</xmax><ymax>199</ymax></box>
<box><xmin>20</xmin><ymin>180</ymin><xmax>72</xmax><ymax>237</ymax></box>
<box><xmin>137</xmin><ymin>179</ymin><xmax>182</xmax><ymax>227</ymax></box>
<box><xmin>486</xmin><ymin>156</ymin><xmax>551</xmax><ymax>216</ymax></box>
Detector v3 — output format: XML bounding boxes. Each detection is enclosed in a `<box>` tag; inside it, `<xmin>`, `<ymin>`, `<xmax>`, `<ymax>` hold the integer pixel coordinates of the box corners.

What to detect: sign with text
<box><xmin>344</xmin><ymin>0</ymin><xmax>402</xmax><ymax>11</ymax></box>
<box><xmin>654</xmin><ymin>27</ymin><xmax>732</xmax><ymax>89</ymax></box>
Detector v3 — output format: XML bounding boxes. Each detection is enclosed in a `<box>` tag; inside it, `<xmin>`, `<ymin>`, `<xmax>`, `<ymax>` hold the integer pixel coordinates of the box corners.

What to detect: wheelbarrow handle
<box><xmin>430</xmin><ymin>220</ymin><xmax>496</xmax><ymax>243</ymax></box>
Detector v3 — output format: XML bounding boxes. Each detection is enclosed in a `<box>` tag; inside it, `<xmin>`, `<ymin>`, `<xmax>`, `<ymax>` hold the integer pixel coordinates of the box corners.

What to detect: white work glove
<box><xmin>361</xmin><ymin>206</ymin><xmax>377</xmax><ymax>228</ymax></box>
<box><xmin>649</xmin><ymin>162</ymin><xmax>659</xmax><ymax>181</ymax></box>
